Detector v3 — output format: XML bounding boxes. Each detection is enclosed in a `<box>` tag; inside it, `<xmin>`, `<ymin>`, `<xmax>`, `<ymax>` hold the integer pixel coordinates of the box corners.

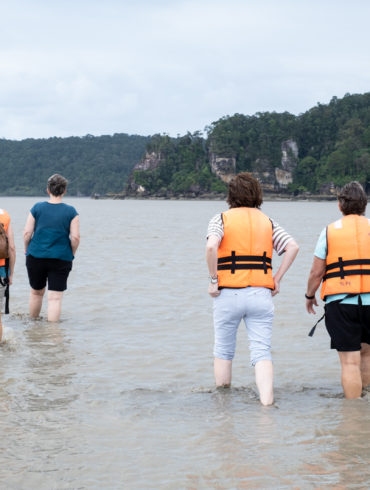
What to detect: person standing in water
<box><xmin>0</xmin><ymin>207</ymin><xmax>16</xmax><ymax>341</ymax></box>
<box><xmin>23</xmin><ymin>174</ymin><xmax>80</xmax><ymax>322</ymax></box>
<box><xmin>306</xmin><ymin>181</ymin><xmax>370</xmax><ymax>399</ymax></box>
<box><xmin>206</xmin><ymin>172</ymin><xmax>299</xmax><ymax>405</ymax></box>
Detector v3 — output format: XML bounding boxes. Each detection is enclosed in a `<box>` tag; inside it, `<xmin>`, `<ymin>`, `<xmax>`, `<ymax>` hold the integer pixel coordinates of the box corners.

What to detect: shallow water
<box><xmin>1</xmin><ymin>197</ymin><xmax>370</xmax><ymax>489</ymax></box>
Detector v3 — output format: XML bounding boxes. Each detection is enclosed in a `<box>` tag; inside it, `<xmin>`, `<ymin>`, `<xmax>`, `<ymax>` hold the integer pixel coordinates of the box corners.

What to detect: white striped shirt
<box><xmin>207</xmin><ymin>212</ymin><xmax>294</xmax><ymax>256</ymax></box>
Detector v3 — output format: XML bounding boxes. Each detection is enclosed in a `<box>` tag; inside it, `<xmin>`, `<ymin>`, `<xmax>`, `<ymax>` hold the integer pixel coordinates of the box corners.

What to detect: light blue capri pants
<box><xmin>213</xmin><ymin>286</ymin><xmax>274</xmax><ymax>366</ymax></box>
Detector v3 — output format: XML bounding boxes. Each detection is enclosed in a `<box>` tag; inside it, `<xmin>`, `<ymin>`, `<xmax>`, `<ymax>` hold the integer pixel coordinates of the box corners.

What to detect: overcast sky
<box><xmin>1</xmin><ymin>0</ymin><xmax>369</xmax><ymax>140</ymax></box>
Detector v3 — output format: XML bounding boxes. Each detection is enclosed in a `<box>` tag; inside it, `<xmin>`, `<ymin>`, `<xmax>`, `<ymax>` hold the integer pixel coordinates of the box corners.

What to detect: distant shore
<box><xmin>92</xmin><ymin>192</ymin><xmax>344</xmax><ymax>202</ymax></box>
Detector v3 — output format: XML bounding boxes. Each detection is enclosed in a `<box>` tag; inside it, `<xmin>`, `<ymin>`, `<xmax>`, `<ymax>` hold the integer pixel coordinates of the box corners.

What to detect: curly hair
<box><xmin>47</xmin><ymin>174</ymin><xmax>68</xmax><ymax>197</ymax></box>
<box><xmin>227</xmin><ymin>172</ymin><xmax>263</xmax><ymax>208</ymax></box>
<box><xmin>338</xmin><ymin>181</ymin><xmax>367</xmax><ymax>215</ymax></box>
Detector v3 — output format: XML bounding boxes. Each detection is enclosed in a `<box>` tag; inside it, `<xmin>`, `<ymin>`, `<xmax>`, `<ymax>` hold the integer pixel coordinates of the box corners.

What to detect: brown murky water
<box><xmin>1</xmin><ymin>197</ymin><xmax>369</xmax><ymax>489</ymax></box>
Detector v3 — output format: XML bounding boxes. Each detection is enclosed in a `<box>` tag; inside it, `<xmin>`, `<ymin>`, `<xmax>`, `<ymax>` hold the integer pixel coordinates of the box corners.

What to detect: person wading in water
<box><xmin>24</xmin><ymin>174</ymin><xmax>80</xmax><ymax>322</ymax></box>
<box><xmin>306</xmin><ymin>181</ymin><xmax>370</xmax><ymax>399</ymax></box>
<box><xmin>0</xmin><ymin>207</ymin><xmax>16</xmax><ymax>341</ymax></box>
<box><xmin>206</xmin><ymin>172</ymin><xmax>299</xmax><ymax>405</ymax></box>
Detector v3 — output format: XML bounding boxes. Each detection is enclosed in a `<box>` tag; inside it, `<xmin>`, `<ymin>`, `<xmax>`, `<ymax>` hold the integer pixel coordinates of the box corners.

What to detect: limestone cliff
<box><xmin>209</xmin><ymin>154</ymin><xmax>236</xmax><ymax>183</ymax></box>
<box><xmin>210</xmin><ymin>139</ymin><xmax>299</xmax><ymax>192</ymax></box>
<box><xmin>275</xmin><ymin>139</ymin><xmax>299</xmax><ymax>188</ymax></box>
<box><xmin>126</xmin><ymin>139</ymin><xmax>299</xmax><ymax>197</ymax></box>
<box><xmin>125</xmin><ymin>151</ymin><xmax>161</xmax><ymax>195</ymax></box>
<box><xmin>133</xmin><ymin>151</ymin><xmax>162</xmax><ymax>172</ymax></box>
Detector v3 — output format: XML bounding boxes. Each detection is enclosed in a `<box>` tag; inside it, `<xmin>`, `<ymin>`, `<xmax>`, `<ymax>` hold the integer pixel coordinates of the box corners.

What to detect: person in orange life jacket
<box><xmin>306</xmin><ymin>181</ymin><xmax>370</xmax><ymax>399</ymax></box>
<box><xmin>206</xmin><ymin>172</ymin><xmax>299</xmax><ymax>406</ymax></box>
<box><xmin>0</xmin><ymin>208</ymin><xmax>16</xmax><ymax>342</ymax></box>
<box><xmin>23</xmin><ymin>174</ymin><xmax>80</xmax><ymax>322</ymax></box>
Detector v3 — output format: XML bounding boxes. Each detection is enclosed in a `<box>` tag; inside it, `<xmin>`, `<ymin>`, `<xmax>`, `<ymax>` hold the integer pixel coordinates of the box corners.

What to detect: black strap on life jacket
<box><xmin>218</xmin><ymin>251</ymin><xmax>272</xmax><ymax>275</ymax></box>
<box><xmin>323</xmin><ymin>258</ymin><xmax>370</xmax><ymax>281</ymax></box>
<box><xmin>308</xmin><ymin>293</ymin><xmax>359</xmax><ymax>337</ymax></box>
<box><xmin>0</xmin><ymin>258</ymin><xmax>9</xmax><ymax>314</ymax></box>
<box><xmin>308</xmin><ymin>312</ymin><xmax>325</xmax><ymax>337</ymax></box>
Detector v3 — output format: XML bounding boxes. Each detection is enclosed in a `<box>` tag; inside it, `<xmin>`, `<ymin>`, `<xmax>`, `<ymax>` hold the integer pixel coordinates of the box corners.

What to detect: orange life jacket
<box><xmin>0</xmin><ymin>208</ymin><xmax>10</xmax><ymax>267</ymax></box>
<box><xmin>217</xmin><ymin>207</ymin><xmax>274</xmax><ymax>289</ymax></box>
<box><xmin>321</xmin><ymin>214</ymin><xmax>370</xmax><ymax>300</ymax></box>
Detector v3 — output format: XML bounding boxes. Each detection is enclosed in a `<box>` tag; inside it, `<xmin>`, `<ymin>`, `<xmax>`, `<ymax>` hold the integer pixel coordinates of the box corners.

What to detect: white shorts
<box><xmin>213</xmin><ymin>286</ymin><xmax>274</xmax><ymax>366</ymax></box>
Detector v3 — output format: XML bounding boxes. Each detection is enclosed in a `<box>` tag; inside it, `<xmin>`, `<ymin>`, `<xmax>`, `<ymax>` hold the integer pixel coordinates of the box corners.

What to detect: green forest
<box><xmin>0</xmin><ymin>133</ymin><xmax>149</xmax><ymax>196</ymax></box>
<box><xmin>0</xmin><ymin>92</ymin><xmax>369</xmax><ymax>196</ymax></box>
<box><xmin>131</xmin><ymin>92</ymin><xmax>370</xmax><ymax>196</ymax></box>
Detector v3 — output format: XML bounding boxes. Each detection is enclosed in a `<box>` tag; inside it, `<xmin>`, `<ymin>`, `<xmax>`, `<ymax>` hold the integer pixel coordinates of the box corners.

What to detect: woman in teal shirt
<box><xmin>24</xmin><ymin>174</ymin><xmax>80</xmax><ymax>322</ymax></box>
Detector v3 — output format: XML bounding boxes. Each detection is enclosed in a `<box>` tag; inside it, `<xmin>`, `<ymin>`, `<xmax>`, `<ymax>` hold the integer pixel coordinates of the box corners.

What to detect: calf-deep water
<box><xmin>1</xmin><ymin>197</ymin><xmax>370</xmax><ymax>489</ymax></box>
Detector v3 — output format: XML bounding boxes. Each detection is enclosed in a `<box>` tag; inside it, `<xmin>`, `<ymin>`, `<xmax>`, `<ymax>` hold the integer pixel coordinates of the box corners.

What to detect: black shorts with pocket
<box><xmin>325</xmin><ymin>300</ymin><xmax>370</xmax><ymax>351</ymax></box>
<box><xmin>26</xmin><ymin>254</ymin><xmax>72</xmax><ymax>292</ymax></box>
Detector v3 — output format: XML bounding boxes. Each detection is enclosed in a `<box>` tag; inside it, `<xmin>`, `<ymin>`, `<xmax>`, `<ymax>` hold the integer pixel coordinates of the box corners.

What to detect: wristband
<box><xmin>305</xmin><ymin>293</ymin><xmax>315</xmax><ymax>300</ymax></box>
<box><xmin>209</xmin><ymin>275</ymin><xmax>218</xmax><ymax>284</ymax></box>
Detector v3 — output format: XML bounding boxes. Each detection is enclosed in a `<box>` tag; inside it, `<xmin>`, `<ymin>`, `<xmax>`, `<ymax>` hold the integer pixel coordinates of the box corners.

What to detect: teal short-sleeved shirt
<box><xmin>314</xmin><ymin>227</ymin><xmax>370</xmax><ymax>305</ymax></box>
<box><xmin>27</xmin><ymin>201</ymin><xmax>78</xmax><ymax>261</ymax></box>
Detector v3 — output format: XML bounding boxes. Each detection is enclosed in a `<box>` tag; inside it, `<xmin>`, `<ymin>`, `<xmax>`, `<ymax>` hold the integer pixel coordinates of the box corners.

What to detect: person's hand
<box><xmin>208</xmin><ymin>282</ymin><xmax>220</xmax><ymax>297</ymax></box>
<box><xmin>306</xmin><ymin>296</ymin><xmax>318</xmax><ymax>314</ymax></box>
<box><xmin>8</xmin><ymin>274</ymin><xmax>13</xmax><ymax>286</ymax></box>
<box><xmin>271</xmin><ymin>277</ymin><xmax>280</xmax><ymax>296</ymax></box>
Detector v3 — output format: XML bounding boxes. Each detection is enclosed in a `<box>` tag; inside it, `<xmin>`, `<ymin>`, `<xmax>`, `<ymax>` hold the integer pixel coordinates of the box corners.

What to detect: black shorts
<box><xmin>26</xmin><ymin>255</ymin><xmax>72</xmax><ymax>292</ymax></box>
<box><xmin>325</xmin><ymin>301</ymin><xmax>370</xmax><ymax>351</ymax></box>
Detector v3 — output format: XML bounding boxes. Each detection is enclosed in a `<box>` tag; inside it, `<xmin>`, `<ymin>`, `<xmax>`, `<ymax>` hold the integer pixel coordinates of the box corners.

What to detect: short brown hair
<box><xmin>338</xmin><ymin>181</ymin><xmax>367</xmax><ymax>215</ymax></box>
<box><xmin>227</xmin><ymin>172</ymin><xmax>263</xmax><ymax>208</ymax></box>
<box><xmin>47</xmin><ymin>174</ymin><xmax>68</xmax><ymax>197</ymax></box>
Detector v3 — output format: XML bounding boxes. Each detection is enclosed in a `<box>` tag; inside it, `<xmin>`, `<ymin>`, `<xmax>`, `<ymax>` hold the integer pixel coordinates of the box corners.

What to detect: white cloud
<box><xmin>0</xmin><ymin>0</ymin><xmax>369</xmax><ymax>139</ymax></box>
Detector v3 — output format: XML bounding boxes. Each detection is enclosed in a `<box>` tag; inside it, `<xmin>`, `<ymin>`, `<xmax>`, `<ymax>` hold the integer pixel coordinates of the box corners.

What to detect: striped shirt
<box><xmin>207</xmin><ymin>212</ymin><xmax>294</xmax><ymax>256</ymax></box>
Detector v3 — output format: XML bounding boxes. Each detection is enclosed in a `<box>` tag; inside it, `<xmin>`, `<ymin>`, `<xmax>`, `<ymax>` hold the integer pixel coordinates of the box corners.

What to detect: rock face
<box><xmin>210</xmin><ymin>139</ymin><xmax>299</xmax><ymax>191</ymax></box>
<box><xmin>125</xmin><ymin>151</ymin><xmax>162</xmax><ymax>195</ymax></box>
<box><xmin>134</xmin><ymin>151</ymin><xmax>162</xmax><ymax>172</ymax></box>
<box><xmin>281</xmin><ymin>139</ymin><xmax>298</xmax><ymax>172</ymax></box>
<box><xmin>275</xmin><ymin>139</ymin><xmax>299</xmax><ymax>188</ymax></box>
<box><xmin>251</xmin><ymin>158</ymin><xmax>275</xmax><ymax>191</ymax></box>
<box><xmin>126</xmin><ymin>139</ymin><xmax>300</xmax><ymax>197</ymax></box>
<box><xmin>275</xmin><ymin>168</ymin><xmax>293</xmax><ymax>187</ymax></box>
<box><xmin>209</xmin><ymin>154</ymin><xmax>236</xmax><ymax>183</ymax></box>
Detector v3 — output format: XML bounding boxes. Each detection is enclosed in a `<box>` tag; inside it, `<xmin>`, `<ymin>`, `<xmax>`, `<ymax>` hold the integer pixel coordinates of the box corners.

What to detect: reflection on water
<box><xmin>0</xmin><ymin>197</ymin><xmax>369</xmax><ymax>488</ymax></box>
<box><xmin>299</xmin><ymin>400</ymin><xmax>370</xmax><ymax>487</ymax></box>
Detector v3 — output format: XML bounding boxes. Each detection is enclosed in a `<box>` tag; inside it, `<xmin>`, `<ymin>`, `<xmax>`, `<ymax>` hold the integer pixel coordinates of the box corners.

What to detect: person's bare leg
<box><xmin>29</xmin><ymin>288</ymin><xmax>45</xmax><ymax>318</ymax></box>
<box><xmin>214</xmin><ymin>358</ymin><xmax>232</xmax><ymax>387</ymax></box>
<box><xmin>338</xmin><ymin>351</ymin><xmax>362</xmax><ymax>399</ymax></box>
<box><xmin>255</xmin><ymin>360</ymin><xmax>274</xmax><ymax>406</ymax></box>
<box><xmin>360</xmin><ymin>343</ymin><xmax>370</xmax><ymax>388</ymax></box>
<box><xmin>47</xmin><ymin>290</ymin><xmax>63</xmax><ymax>322</ymax></box>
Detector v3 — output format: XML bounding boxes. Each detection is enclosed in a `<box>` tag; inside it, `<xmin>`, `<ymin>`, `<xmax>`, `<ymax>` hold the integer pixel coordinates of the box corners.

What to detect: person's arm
<box><xmin>70</xmin><ymin>215</ymin><xmax>80</xmax><ymax>256</ymax></box>
<box><xmin>272</xmin><ymin>239</ymin><xmax>299</xmax><ymax>296</ymax></box>
<box><xmin>305</xmin><ymin>256</ymin><xmax>326</xmax><ymax>314</ymax></box>
<box><xmin>23</xmin><ymin>212</ymin><xmax>35</xmax><ymax>254</ymax></box>
<box><xmin>206</xmin><ymin>235</ymin><xmax>221</xmax><ymax>297</ymax></box>
<box><xmin>6</xmin><ymin>223</ymin><xmax>16</xmax><ymax>285</ymax></box>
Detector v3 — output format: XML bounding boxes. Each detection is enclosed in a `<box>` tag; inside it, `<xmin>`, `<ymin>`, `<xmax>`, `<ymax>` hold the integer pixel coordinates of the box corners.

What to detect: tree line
<box><xmin>0</xmin><ymin>92</ymin><xmax>369</xmax><ymax>196</ymax></box>
<box><xmin>0</xmin><ymin>133</ymin><xmax>149</xmax><ymax>196</ymax></box>
<box><xmin>132</xmin><ymin>92</ymin><xmax>370</xmax><ymax>196</ymax></box>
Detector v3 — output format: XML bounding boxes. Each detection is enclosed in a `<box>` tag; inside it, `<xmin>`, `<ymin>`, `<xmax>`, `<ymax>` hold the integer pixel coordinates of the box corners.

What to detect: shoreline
<box><xmin>92</xmin><ymin>192</ymin><xmax>342</xmax><ymax>202</ymax></box>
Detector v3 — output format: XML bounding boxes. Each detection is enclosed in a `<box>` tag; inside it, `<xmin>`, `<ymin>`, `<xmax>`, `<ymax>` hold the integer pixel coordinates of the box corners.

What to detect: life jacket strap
<box><xmin>323</xmin><ymin>269</ymin><xmax>370</xmax><ymax>282</ymax></box>
<box><xmin>308</xmin><ymin>312</ymin><xmax>325</xmax><ymax>337</ymax></box>
<box><xmin>308</xmin><ymin>293</ymin><xmax>360</xmax><ymax>337</ymax></box>
<box><xmin>325</xmin><ymin>258</ymin><xmax>370</xmax><ymax>272</ymax></box>
<box><xmin>218</xmin><ymin>251</ymin><xmax>272</xmax><ymax>275</ymax></box>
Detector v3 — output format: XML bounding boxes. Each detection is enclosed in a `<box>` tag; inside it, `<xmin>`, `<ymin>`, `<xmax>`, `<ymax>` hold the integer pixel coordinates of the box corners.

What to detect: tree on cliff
<box><xmin>132</xmin><ymin>132</ymin><xmax>226</xmax><ymax>196</ymax></box>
